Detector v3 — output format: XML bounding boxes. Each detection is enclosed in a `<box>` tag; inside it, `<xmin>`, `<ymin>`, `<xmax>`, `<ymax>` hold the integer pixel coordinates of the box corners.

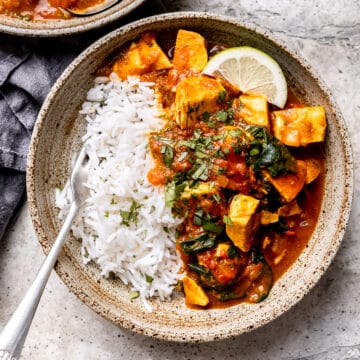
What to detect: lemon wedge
<box><xmin>203</xmin><ymin>46</ymin><xmax>288</xmax><ymax>108</ymax></box>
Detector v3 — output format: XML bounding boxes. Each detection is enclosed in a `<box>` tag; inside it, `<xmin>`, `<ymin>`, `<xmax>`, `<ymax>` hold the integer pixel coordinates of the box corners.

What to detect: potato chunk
<box><xmin>234</xmin><ymin>94</ymin><xmax>269</xmax><ymax>129</ymax></box>
<box><xmin>226</xmin><ymin>194</ymin><xmax>260</xmax><ymax>252</ymax></box>
<box><xmin>182</xmin><ymin>275</ymin><xmax>209</xmax><ymax>307</ymax></box>
<box><xmin>172</xmin><ymin>30</ymin><xmax>208</xmax><ymax>72</ymax></box>
<box><xmin>271</xmin><ymin>106</ymin><xmax>326</xmax><ymax>146</ymax></box>
<box><xmin>175</xmin><ymin>75</ymin><xmax>225</xmax><ymax>128</ymax></box>
<box><xmin>112</xmin><ymin>32</ymin><xmax>172</xmax><ymax>80</ymax></box>
<box><xmin>264</xmin><ymin>160</ymin><xmax>307</xmax><ymax>203</ymax></box>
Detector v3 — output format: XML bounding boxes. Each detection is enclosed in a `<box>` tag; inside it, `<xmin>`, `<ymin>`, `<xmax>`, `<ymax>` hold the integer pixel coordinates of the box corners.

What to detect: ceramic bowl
<box><xmin>27</xmin><ymin>12</ymin><xmax>353</xmax><ymax>342</ymax></box>
<box><xmin>0</xmin><ymin>0</ymin><xmax>145</xmax><ymax>36</ymax></box>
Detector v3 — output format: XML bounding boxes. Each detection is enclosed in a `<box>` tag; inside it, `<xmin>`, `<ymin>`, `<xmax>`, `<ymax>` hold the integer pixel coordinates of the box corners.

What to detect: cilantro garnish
<box><xmin>120</xmin><ymin>201</ymin><xmax>141</xmax><ymax>226</ymax></box>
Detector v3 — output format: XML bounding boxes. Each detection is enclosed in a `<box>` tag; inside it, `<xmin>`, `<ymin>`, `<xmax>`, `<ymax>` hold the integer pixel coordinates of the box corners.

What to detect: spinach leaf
<box><xmin>227</xmin><ymin>245</ymin><xmax>238</xmax><ymax>258</ymax></box>
<box><xmin>218</xmin><ymin>291</ymin><xmax>239</xmax><ymax>301</ymax></box>
<box><xmin>188</xmin><ymin>263</ymin><xmax>211</xmax><ymax>276</ymax></box>
<box><xmin>180</xmin><ymin>234</ymin><xmax>217</xmax><ymax>255</ymax></box>
<box><xmin>246</xmin><ymin>126</ymin><xmax>296</xmax><ymax>177</ymax></box>
<box><xmin>202</xmin><ymin>221</ymin><xmax>224</xmax><ymax>234</ymax></box>
<box><xmin>251</xmin><ymin>248</ymin><xmax>265</xmax><ymax>264</ymax></box>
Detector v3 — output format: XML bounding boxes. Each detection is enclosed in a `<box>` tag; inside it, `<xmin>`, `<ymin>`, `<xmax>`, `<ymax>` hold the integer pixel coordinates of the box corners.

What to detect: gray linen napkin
<box><xmin>0</xmin><ymin>36</ymin><xmax>78</xmax><ymax>239</ymax></box>
<box><xmin>0</xmin><ymin>0</ymin><xmax>168</xmax><ymax>240</ymax></box>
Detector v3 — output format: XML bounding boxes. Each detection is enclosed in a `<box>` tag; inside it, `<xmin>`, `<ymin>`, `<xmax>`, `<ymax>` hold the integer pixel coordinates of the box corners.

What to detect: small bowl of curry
<box><xmin>27</xmin><ymin>12</ymin><xmax>353</xmax><ymax>341</ymax></box>
<box><xmin>0</xmin><ymin>0</ymin><xmax>145</xmax><ymax>36</ymax></box>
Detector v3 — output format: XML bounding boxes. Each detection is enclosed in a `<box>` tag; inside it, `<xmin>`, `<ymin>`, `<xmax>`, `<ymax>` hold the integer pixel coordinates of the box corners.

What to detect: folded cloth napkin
<box><xmin>0</xmin><ymin>35</ymin><xmax>81</xmax><ymax>239</ymax></box>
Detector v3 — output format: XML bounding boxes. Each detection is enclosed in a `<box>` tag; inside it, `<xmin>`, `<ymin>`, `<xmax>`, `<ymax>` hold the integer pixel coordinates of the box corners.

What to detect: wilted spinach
<box><xmin>246</xmin><ymin>126</ymin><xmax>297</xmax><ymax>177</ymax></box>
<box><xmin>180</xmin><ymin>233</ymin><xmax>217</xmax><ymax>255</ymax></box>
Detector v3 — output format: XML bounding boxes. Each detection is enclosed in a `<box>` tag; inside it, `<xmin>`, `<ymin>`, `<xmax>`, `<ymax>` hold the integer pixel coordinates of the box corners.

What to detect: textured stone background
<box><xmin>1</xmin><ymin>0</ymin><xmax>359</xmax><ymax>359</ymax></box>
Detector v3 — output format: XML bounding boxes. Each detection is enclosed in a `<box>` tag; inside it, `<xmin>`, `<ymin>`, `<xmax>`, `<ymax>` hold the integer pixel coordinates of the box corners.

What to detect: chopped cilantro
<box><xmin>193</xmin><ymin>209</ymin><xmax>204</xmax><ymax>226</ymax></box>
<box><xmin>161</xmin><ymin>144</ymin><xmax>174</xmax><ymax>168</ymax></box>
<box><xmin>191</xmin><ymin>162</ymin><xmax>208</xmax><ymax>180</ymax></box>
<box><xmin>178</xmin><ymin>151</ymin><xmax>188</xmax><ymax>162</ymax></box>
<box><xmin>216</xmin><ymin>110</ymin><xmax>228</xmax><ymax>122</ymax></box>
<box><xmin>129</xmin><ymin>291</ymin><xmax>140</xmax><ymax>300</ymax></box>
<box><xmin>249</xmin><ymin>147</ymin><xmax>260</xmax><ymax>156</ymax></box>
<box><xmin>223</xmin><ymin>215</ymin><xmax>233</xmax><ymax>226</ymax></box>
<box><xmin>212</xmin><ymin>193</ymin><xmax>221</xmax><ymax>203</ymax></box>
<box><xmin>217</xmin><ymin>90</ymin><xmax>227</xmax><ymax>104</ymax></box>
<box><xmin>120</xmin><ymin>201</ymin><xmax>141</xmax><ymax>226</ymax></box>
<box><xmin>194</xmin><ymin>149</ymin><xmax>207</xmax><ymax>159</ymax></box>
<box><xmin>178</xmin><ymin>139</ymin><xmax>197</xmax><ymax>149</ymax></box>
<box><xmin>165</xmin><ymin>181</ymin><xmax>187</xmax><ymax>208</ymax></box>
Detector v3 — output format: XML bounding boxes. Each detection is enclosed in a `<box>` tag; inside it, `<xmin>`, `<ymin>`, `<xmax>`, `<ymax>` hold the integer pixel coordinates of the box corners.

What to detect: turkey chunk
<box><xmin>175</xmin><ymin>75</ymin><xmax>225</xmax><ymax>129</ymax></box>
<box><xmin>271</xmin><ymin>106</ymin><xmax>326</xmax><ymax>146</ymax></box>
<box><xmin>226</xmin><ymin>194</ymin><xmax>260</xmax><ymax>252</ymax></box>
<box><xmin>233</xmin><ymin>94</ymin><xmax>269</xmax><ymax>129</ymax></box>
<box><xmin>182</xmin><ymin>275</ymin><xmax>209</xmax><ymax>307</ymax></box>
<box><xmin>180</xmin><ymin>182</ymin><xmax>218</xmax><ymax>200</ymax></box>
<box><xmin>112</xmin><ymin>32</ymin><xmax>172</xmax><ymax>80</ymax></box>
<box><xmin>172</xmin><ymin>29</ymin><xmax>208</xmax><ymax>72</ymax></box>
<box><xmin>260</xmin><ymin>210</ymin><xmax>279</xmax><ymax>225</ymax></box>
<box><xmin>304</xmin><ymin>158</ymin><xmax>321</xmax><ymax>184</ymax></box>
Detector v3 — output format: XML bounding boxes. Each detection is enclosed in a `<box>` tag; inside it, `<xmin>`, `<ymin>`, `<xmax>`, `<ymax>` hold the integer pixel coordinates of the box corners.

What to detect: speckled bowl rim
<box><xmin>0</xmin><ymin>0</ymin><xmax>145</xmax><ymax>37</ymax></box>
<box><xmin>27</xmin><ymin>12</ymin><xmax>354</xmax><ymax>342</ymax></box>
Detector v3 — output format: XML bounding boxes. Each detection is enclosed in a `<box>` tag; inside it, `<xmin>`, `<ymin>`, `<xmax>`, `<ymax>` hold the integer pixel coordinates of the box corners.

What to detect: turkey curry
<box><xmin>109</xmin><ymin>30</ymin><xmax>326</xmax><ymax>309</ymax></box>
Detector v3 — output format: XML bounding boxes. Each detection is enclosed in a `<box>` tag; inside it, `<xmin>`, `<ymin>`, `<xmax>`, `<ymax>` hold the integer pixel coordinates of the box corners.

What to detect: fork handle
<box><xmin>0</xmin><ymin>202</ymin><xmax>78</xmax><ymax>359</ymax></box>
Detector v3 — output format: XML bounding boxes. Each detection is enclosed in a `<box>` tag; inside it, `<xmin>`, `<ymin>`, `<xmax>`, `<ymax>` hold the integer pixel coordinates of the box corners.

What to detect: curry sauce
<box><xmin>109</xmin><ymin>30</ymin><xmax>326</xmax><ymax>309</ymax></box>
<box><xmin>0</xmin><ymin>0</ymin><xmax>104</xmax><ymax>20</ymax></box>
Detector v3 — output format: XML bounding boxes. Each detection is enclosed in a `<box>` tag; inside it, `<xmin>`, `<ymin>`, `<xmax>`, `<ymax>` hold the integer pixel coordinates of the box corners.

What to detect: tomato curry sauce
<box><xmin>108</xmin><ymin>30</ymin><xmax>326</xmax><ymax>309</ymax></box>
<box><xmin>0</xmin><ymin>0</ymin><xmax>104</xmax><ymax>20</ymax></box>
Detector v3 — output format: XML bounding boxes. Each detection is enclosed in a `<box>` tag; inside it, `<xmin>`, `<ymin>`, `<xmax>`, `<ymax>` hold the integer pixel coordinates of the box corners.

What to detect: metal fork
<box><xmin>0</xmin><ymin>147</ymin><xmax>89</xmax><ymax>360</ymax></box>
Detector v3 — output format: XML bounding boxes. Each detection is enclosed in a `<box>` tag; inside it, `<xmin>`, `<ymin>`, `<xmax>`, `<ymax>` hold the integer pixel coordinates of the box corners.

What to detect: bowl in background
<box><xmin>0</xmin><ymin>0</ymin><xmax>145</xmax><ymax>37</ymax></box>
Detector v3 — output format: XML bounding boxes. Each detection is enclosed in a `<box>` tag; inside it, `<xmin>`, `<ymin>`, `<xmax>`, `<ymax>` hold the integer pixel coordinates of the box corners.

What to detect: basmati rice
<box><xmin>55</xmin><ymin>74</ymin><xmax>182</xmax><ymax>312</ymax></box>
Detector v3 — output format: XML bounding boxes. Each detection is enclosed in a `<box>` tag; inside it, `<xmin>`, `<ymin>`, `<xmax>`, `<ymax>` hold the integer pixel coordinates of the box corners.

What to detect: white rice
<box><xmin>55</xmin><ymin>73</ymin><xmax>182</xmax><ymax>312</ymax></box>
